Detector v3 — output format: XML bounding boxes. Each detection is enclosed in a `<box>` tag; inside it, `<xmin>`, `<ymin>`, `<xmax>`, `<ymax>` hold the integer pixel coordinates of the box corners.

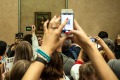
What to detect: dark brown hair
<box><xmin>40</xmin><ymin>51</ymin><xmax>64</xmax><ymax>80</ymax></box>
<box><xmin>79</xmin><ymin>62</ymin><xmax>98</xmax><ymax>80</ymax></box>
<box><xmin>81</xmin><ymin>50</ymin><xmax>90</xmax><ymax>62</ymax></box>
<box><xmin>8</xmin><ymin>60</ymin><xmax>31</xmax><ymax>80</ymax></box>
<box><xmin>14</xmin><ymin>41</ymin><xmax>33</xmax><ymax>63</ymax></box>
<box><xmin>0</xmin><ymin>65</ymin><xmax>2</xmax><ymax>80</ymax></box>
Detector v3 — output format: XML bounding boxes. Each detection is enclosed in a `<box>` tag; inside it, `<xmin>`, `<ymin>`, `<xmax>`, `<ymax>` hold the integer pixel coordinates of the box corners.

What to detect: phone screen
<box><xmin>61</xmin><ymin>13</ymin><xmax>73</xmax><ymax>32</ymax></box>
<box><xmin>90</xmin><ymin>38</ymin><xmax>95</xmax><ymax>42</ymax></box>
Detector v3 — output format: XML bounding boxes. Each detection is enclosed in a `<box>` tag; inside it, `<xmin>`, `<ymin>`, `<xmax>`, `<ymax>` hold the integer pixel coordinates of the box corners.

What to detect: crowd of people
<box><xmin>0</xmin><ymin>15</ymin><xmax>120</xmax><ymax>80</ymax></box>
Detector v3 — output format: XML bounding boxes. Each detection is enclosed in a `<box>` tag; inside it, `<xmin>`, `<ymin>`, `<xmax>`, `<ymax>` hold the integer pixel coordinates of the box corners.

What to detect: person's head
<box><xmin>81</xmin><ymin>50</ymin><xmax>90</xmax><ymax>62</ymax></box>
<box><xmin>14</xmin><ymin>41</ymin><xmax>33</xmax><ymax>63</ymax></box>
<box><xmin>14</xmin><ymin>38</ymin><xmax>22</xmax><ymax>44</ymax></box>
<box><xmin>114</xmin><ymin>39</ymin><xmax>120</xmax><ymax>50</ymax></box>
<box><xmin>103</xmin><ymin>38</ymin><xmax>115</xmax><ymax>52</ymax></box>
<box><xmin>23</xmin><ymin>34</ymin><xmax>32</xmax><ymax>45</ymax></box>
<box><xmin>79</xmin><ymin>62</ymin><xmax>98</xmax><ymax>80</ymax></box>
<box><xmin>41</xmin><ymin>16</ymin><xmax>46</xmax><ymax>21</ymax></box>
<box><xmin>8</xmin><ymin>60</ymin><xmax>31</xmax><ymax>80</ymax></box>
<box><xmin>0</xmin><ymin>41</ymin><xmax>7</xmax><ymax>56</ymax></box>
<box><xmin>37</xmin><ymin>35</ymin><xmax>43</xmax><ymax>46</ymax></box>
<box><xmin>40</xmin><ymin>51</ymin><xmax>63</xmax><ymax>80</ymax></box>
<box><xmin>98</xmin><ymin>31</ymin><xmax>108</xmax><ymax>39</ymax></box>
<box><xmin>7</xmin><ymin>44</ymin><xmax>16</xmax><ymax>58</ymax></box>
<box><xmin>62</xmin><ymin>39</ymin><xmax>72</xmax><ymax>52</ymax></box>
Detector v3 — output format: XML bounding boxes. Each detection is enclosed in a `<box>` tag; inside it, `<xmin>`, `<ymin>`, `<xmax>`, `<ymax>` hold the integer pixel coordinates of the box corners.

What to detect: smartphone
<box><xmin>61</xmin><ymin>9</ymin><xmax>74</xmax><ymax>37</ymax></box>
<box><xmin>26</xmin><ymin>26</ymin><xmax>32</xmax><ymax>31</ymax></box>
<box><xmin>90</xmin><ymin>38</ymin><xmax>96</xmax><ymax>42</ymax></box>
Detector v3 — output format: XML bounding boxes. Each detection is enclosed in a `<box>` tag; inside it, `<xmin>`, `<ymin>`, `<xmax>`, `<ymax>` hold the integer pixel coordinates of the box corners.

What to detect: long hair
<box><xmin>7</xmin><ymin>60</ymin><xmax>31</xmax><ymax>80</ymax></box>
<box><xmin>40</xmin><ymin>51</ymin><xmax>64</xmax><ymax>80</ymax></box>
<box><xmin>14</xmin><ymin>41</ymin><xmax>33</xmax><ymax>63</ymax></box>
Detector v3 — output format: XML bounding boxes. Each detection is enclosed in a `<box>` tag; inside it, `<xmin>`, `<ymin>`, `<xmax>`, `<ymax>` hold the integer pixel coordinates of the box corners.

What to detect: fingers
<box><xmin>31</xmin><ymin>25</ymin><xmax>36</xmax><ymax>30</ymax></box>
<box><xmin>43</xmin><ymin>20</ymin><xmax>49</xmax><ymax>32</ymax></box>
<box><xmin>118</xmin><ymin>34</ymin><xmax>120</xmax><ymax>39</ymax></box>
<box><xmin>52</xmin><ymin>17</ymin><xmax>61</xmax><ymax>28</ymax></box>
<box><xmin>49</xmin><ymin>16</ymin><xmax>57</xmax><ymax>28</ymax></box>
<box><xmin>50</xmin><ymin>15</ymin><xmax>57</xmax><ymax>23</ymax></box>
<box><xmin>58</xmin><ymin>18</ymin><xmax>68</xmax><ymax>31</ymax></box>
<box><xmin>55</xmin><ymin>16</ymin><xmax>61</xmax><ymax>23</ymax></box>
<box><xmin>94</xmin><ymin>36</ymin><xmax>101</xmax><ymax>41</ymax></box>
<box><xmin>74</xmin><ymin>19</ymin><xmax>82</xmax><ymax>31</ymax></box>
<box><xmin>69</xmin><ymin>30</ymin><xmax>79</xmax><ymax>35</ymax></box>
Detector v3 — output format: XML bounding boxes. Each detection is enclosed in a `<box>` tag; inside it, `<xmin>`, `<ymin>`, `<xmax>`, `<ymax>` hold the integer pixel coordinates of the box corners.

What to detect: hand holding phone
<box><xmin>61</xmin><ymin>9</ymin><xmax>74</xmax><ymax>37</ymax></box>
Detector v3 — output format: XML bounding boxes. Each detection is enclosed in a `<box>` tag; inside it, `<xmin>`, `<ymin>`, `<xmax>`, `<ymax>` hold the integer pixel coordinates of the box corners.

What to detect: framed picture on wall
<box><xmin>35</xmin><ymin>12</ymin><xmax>51</xmax><ymax>34</ymax></box>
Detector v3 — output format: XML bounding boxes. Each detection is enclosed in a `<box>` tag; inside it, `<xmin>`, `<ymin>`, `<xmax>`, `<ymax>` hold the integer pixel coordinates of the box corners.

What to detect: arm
<box><xmin>31</xmin><ymin>25</ymin><xmax>39</xmax><ymax>59</ymax></box>
<box><xmin>117</xmin><ymin>34</ymin><xmax>120</xmax><ymax>45</ymax></box>
<box><xmin>22</xmin><ymin>16</ymin><xmax>67</xmax><ymax>80</ymax></box>
<box><xmin>83</xmin><ymin>42</ymin><xmax>117</xmax><ymax>80</ymax></box>
<box><xmin>76</xmin><ymin>49</ymin><xmax>84</xmax><ymax>62</ymax></box>
<box><xmin>31</xmin><ymin>25</ymin><xmax>39</xmax><ymax>49</ymax></box>
<box><xmin>22</xmin><ymin>61</ymin><xmax>45</xmax><ymax>80</ymax></box>
<box><xmin>95</xmin><ymin>36</ymin><xmax>116</xmax><ymax>60</ymax></box>
<box><xmin>69</xmin><ymin>20</ymin><xmax>118</xmax><ymax>80</ymax></box>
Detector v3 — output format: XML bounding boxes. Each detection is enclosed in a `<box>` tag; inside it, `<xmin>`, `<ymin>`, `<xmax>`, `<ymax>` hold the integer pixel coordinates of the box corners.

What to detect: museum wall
<box><xmin>0</xmin><ymin>0</ymin><xmax>120</xmax><ymax>45</ymax></box>
<box><xmin>21</xmin><ymin>0</ymin><xmax>65</xmax><ymax>36</ymax></box>
<box><xmin>68</xmin><ymin>0</ymin><xmax>120</xmax><ymax>39</ymax></box>
<box><xmin>0</xmin><ymin>0</ymin><xmax>18</xmax><ymax>45</ymax></box>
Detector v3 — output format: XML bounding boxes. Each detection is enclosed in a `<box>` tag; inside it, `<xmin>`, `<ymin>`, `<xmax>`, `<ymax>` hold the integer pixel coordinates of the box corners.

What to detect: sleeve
<box><xmin>70</xmin><ymin>64</ymin><xmax>81</xmax><ymax>80</ymax></box>
<box><xmin>32</xmin><ymin>34</ymin><xmax>39</xmax><ymax>49</ymax></box>
<box><xmin>108</xmin><ymin>59</ymin><xmax>120</xmax><ymax>79</ymax></box>
<box><xmin>70</xmin><ymin>60</ymin><xmax>83</xmax><ymax>80</ymax></box>
<box><xmin>31</xmin><ymin>34</ymin><xmax>39</xmax><ymax>60</ymax></box>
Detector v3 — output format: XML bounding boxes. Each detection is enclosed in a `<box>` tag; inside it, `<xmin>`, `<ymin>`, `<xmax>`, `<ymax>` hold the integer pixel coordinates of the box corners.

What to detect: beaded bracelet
<box><xmin>36</xmin><ymin>49</ymin><xmax>51</xmax><ymax>62</ymax></box>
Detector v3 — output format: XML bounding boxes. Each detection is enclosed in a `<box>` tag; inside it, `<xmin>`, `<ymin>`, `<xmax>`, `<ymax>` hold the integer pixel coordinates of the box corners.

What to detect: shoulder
<box><xmin>108</xmin><ymin>59</ymin><xmax>120</xmax><ymax>68</ymax></box>
<box><xmin>61</xmin><ymin>53</ymin><xmax>75</xmax><ymax>62</ymax></box>
<box><xmin>108</xmin><ymin>59</ymin><xmax>120</xmax><ymax>65</ymax></box>
<box><xmin>108</xmin><ymin>59</ymin><xmax>120</xmax><ymax>79</ymax></box>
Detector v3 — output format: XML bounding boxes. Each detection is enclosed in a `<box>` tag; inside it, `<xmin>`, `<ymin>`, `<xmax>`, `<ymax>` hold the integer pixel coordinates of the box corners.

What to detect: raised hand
<box><xmin>40</xmin><ymin>16</ymin><xmax>68</xmax><ymax>56</ymax></box>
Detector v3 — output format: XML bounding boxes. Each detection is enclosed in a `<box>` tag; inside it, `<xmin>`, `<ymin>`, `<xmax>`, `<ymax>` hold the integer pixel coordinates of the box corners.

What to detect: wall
<box><xmin>0</xmin><ymin>0</ymin><xmax>18</xmax><ymax>45</ymax></box>
<box><xmin>21</xmin><ymin>0</ymin><xmax>65</xmax><ymax>35</ymax></box>
<box><xmin>1</xmin><ymin>0</ymin><xmax>119</xmax><ymax>44</ymax></box>
<box><xmin>68</xmin><ymin>0</ymin><xmax>120</xmax><ymax>40</ymax></box>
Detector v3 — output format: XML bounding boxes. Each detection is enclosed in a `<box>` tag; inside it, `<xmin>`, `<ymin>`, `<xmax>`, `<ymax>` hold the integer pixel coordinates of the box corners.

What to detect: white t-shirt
<box><xmin>70</xmin><ymin>64</ymin><xmax>82</xmax><ymax>80</ymax></box>
<box><xmin>64</xmin><ymin>76</ymin><xmax>70</xmax><ymax>80</ymax></box>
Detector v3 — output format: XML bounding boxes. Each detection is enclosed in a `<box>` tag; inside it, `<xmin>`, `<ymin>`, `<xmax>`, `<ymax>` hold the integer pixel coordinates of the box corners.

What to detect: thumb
<box><xmin>69</xmin><ymin>30</ymin><xmax>79</xmax><ymax>35</ymax></box>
